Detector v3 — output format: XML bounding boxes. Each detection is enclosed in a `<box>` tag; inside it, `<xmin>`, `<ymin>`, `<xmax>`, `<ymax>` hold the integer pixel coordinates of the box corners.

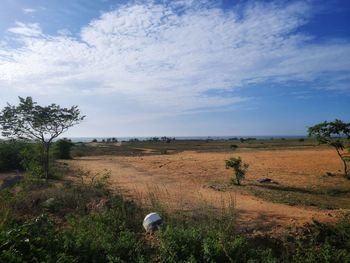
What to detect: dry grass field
<box><xmin>68</xmin><ymin>147</ymin><xmax>350</xmax><ymax>234</ymax></box>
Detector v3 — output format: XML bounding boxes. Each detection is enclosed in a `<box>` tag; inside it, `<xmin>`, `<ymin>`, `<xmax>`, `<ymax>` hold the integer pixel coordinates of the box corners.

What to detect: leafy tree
<box><xmin>308</xmin><ymin>119</ymin><xmax>350</xmax><ymax>178</ymax></box>
<box><xmin>0</xmin><ymin>97</ymin><xmax>85</xmax><ymax>179</ymax></box>
<box><xmin>225</xmin><ymin>157</ymin><xmax>249</xmax><ymax>185</ymax></box>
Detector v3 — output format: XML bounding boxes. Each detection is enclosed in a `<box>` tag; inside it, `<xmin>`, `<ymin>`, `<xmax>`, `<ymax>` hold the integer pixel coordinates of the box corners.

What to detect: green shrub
<box><xmin>0</xmin><ymin>140</ymin><xmax>30</xmax><ymax>171</ymax></box>
<box><xmin>157</xmin><ymin>226</ymin><xmax>277</xmax><ymax>263</ymax></box>
<box><xmin>291</xmin><ymin>218</ymin><xmax>350</xmax><ymax>263</ymax></box>
<box><xmin>0</xmin><ymin>190</ymin><xmax>14</xmax><ymax>228</ymax></box>
<box><xmin>225</xmin><ymin>157</ymin><xmax>249</xmax><ymax>185</ymax></box>
<box><xmin>158</xmin><ymin>226</ymin><xmax>204</xmax><ymax>262</ymax></box>
<box><xmin>230</xmin><ymin>144</ymin><xmax>238</xmax><ymax>150</ymax></box>
<box><xmin>0</xmin><ymin>175</ymin><xmax>148</xmax><ymax>262</ymax></box>
<box><xmin>0</xmin><ymin>213</ymin><xmax>146</xmax><ymax>263</ymax></box>
<box><xmin>0</xmin><ymin>214</ymin><xmax>76</xmax><ymax>262</ymax></box>
<box><xmin>20</xmin><ymin>143</ymin><xmax>46</xmax><ymax>178</ymax></box>
<box><xmin>20</xmin><ymin>143</ymin><xmax>64</xmax><ymax>179</ymax></box>
<box><xmin>54</xmin><ymin>139</ymin><xmax>74</xmax><ymax>159</ymax></box>
<box><xmin>64</xmin><ymin>212</ymin><xmax>145</xmax><ymax>262</ymax></box>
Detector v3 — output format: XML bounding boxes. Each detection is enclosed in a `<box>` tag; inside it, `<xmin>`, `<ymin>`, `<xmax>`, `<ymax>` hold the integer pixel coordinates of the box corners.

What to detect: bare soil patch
<box><xmin>68</xmin><ymin>148</ymin><xmax>350</xmax><ymax>233</ymax></box>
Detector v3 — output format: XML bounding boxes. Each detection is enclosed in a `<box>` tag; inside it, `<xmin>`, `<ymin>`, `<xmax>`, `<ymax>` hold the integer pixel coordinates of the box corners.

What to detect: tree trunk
<box><xmin>44</xmin><ymin>142</ymin><xmax>50</xmax><ymax>179</ymax></box>
<box><xmin>236</xmin><ymin>175</ymin><xmax>241</xmax><ymax>185</ymax></box>
<box><xmin>344</xmin><ymin>159</ymin><xmax>349</xmax><ymax>179</ymax></box>
<box><xmin>334</xmin><ymin>147</ymin><xmax>348</xmax><ymax>178</ymax></box>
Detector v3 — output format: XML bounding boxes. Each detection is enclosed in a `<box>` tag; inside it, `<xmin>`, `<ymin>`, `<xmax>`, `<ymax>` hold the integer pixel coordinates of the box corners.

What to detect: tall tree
<box><xmin>308</xmin><ymin>119</ymin><xmax>350</xmax><ymax>178</ymax></box>
<box><xmin>0</xmin><ymin>97</ymin><xmax>85</xmax><ymax>179</ymax></box>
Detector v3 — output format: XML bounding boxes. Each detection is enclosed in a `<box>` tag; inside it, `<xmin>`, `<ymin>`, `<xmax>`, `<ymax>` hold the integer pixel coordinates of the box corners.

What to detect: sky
<box><xmin>0</xmin><ymin>0</ymin><xmax>349</xmax><ymax>137</ymax></box>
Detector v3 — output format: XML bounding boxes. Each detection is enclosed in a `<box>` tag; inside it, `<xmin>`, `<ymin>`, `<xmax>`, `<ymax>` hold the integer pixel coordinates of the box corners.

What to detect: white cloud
<box><xmin>23</xmin><ymin>8</ymin><xmax>37</xmax><ymax>14</ymax></box>
<box><xmin>7</xmin><ymin>22</ymin><xmax>42</xmax><ymax>37</ymax></box>
<box><xmin>0</xmin><ymin>0</ymin><xmax>350</xmax><ymax>119</ymax></box>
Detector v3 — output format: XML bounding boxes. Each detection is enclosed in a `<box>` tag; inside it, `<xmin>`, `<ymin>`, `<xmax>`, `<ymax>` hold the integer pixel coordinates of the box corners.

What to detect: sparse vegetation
<box><xmin>1</xmin><ymin>167</ymin><xmax>349</xmax><ymax>262</ymax></box>
<box><xmin>225</xmin><ymin>157</ymin><xmax>249</xmax><ymax>185</ymax></box>
<box><xmin>246</xmin><ymin>184</ymin><xmax>350</xmax><ymax>210</ymax></box>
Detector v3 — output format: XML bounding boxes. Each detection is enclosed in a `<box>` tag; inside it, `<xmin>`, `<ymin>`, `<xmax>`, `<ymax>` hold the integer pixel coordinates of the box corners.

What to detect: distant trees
<box><xmin>0</xmin><ymin>97</ymin><xmax>85</xmax><ymax>179</ymax></box>
<box><xmin>161</xmin><ymin>136</ymin><xmax>175</xmax><ymax>143</ymax></box>
<box><xmin>225</xmin><ymin>157</ymin><xmax>249</xmax><ymax>185</ymax></box>
<box><xmin>308</xmin><ymin>119</ymin><xmax>350</xmax><ymax>178</ymax></box>
<box><xmin>148</xmin><ymin>137</ymin><xmax>175</xmax><ymax>143</ymax></box>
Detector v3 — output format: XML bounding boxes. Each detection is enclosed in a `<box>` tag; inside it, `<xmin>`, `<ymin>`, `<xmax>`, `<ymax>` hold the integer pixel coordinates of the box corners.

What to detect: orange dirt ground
<box><xmin>68</xmin><ymin>148</ymin><xmax>350</xmax><ymax>234</ymax></box>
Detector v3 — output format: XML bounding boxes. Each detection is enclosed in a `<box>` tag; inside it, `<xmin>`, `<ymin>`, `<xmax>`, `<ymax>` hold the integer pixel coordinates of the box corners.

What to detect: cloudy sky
<box><xmin>0</xmin><ymin>0</ymin><xmax>349</xmax><ymax>137</ymax></box>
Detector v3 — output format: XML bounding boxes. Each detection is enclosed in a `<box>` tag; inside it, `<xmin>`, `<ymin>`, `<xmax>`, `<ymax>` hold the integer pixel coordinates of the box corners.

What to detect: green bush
<box><xmin>20</xmin><ymin>143</ymin><xmax>64</xmax><ymax>179</ymax></box>
<box><xmin>0</xmin><ymin>175</ymin><xmax>148</xmax><ymax>262</ymax></box>
<box><xmin>0</xmin><ymin>214</ymin><xmax>75</xmax><ymax>262</ymax></box>
<box><xmin>158</xmin><ymin>226</ymin><xmax>204</xmax><ymax>262</ymax></box>
<box><xmin>157</xmin><ymin>225</ymin><xmax>276</xmax><ymax>263</ymax></box>
<box><xmin>230</xmin><ymin>144</ymin><xmax>238</xmax><ymax>150</ymax></box>
<box><xmin>64</xmin><ymin>212</ymin><xmax>145</xmax><ymax>262</ymax></box>
<box><xmin>54</xmin><ymin>139</ymin><xmax>74</xmax><ymax>159</ymax></box>
<box><xmin>0</xmin><ymin>140</ymin><xmax>30</xmax><ymax>171</ymax></box>
<box><xmin>20</xmin><ymin>143</ymin><xmax>46</xmax><ymax>178</ymax></box>
<box><xmin>291</xmin><ymin>219</ymin><xmax>350</xmax><ymax>263</ymax></box>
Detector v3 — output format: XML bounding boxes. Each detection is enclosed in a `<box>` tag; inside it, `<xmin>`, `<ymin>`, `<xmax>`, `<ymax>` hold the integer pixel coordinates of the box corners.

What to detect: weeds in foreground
<box><xmin>1</xmin><ymin>169</ymin><xmax>350</xmax><ymax>262</ymax></box>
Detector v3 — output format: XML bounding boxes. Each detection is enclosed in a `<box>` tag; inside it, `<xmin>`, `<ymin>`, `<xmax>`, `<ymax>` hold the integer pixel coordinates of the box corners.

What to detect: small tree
<box><xmin>225</xmin><ymin>157</ymin><xmax>249</xmax><ymax>185</ymax></box>
<box><xmin>0</xmin><ymin>97</ymin><xmax>85</xmax><ymax>179</ymax></box>
<box><xmin>308</xmin><ymin>119</ymin><xmax>350</xmax><ymax>178</ymax></box>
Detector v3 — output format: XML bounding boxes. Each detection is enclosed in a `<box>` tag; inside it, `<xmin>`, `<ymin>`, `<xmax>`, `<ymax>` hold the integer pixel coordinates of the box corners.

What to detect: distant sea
<box><xmin>67</xmin><ymin>135</ymin><xmax>307</xmax><ymax>143</ymax></box>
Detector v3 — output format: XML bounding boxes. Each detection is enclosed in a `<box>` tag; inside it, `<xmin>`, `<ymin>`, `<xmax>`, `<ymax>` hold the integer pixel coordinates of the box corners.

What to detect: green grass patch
<box><xmin>206</xmin><ymin>182</ymin><xmax>350</xmax><ymax>210</ymax></box>
<box><xmin>245</xmin><ymin>184</ymin><xmax>350</xmax><ymax>210</ymax></box>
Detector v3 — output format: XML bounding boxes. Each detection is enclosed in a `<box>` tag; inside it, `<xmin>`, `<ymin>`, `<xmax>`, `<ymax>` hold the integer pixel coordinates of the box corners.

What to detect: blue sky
<box><xmin>0</xmin><ymin>0</ymin><xmax>349</xmax><ymax>137</ymax></box>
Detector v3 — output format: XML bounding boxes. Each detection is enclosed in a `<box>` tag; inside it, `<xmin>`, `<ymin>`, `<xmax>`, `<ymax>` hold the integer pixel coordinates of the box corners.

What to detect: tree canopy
<box><xmin>0</xmin><ymin>96</ymin><xmax>85</xmax><ymax>178</ymax></box>
<box><xmin>308</xmin><ymin>119</ymin><xmax>350</xmax><ymax>178</ymax></box>
<box><xmin>0</xmin><ymin>97</ymin><xmax>84</xmax><ymax>141</ymax></box>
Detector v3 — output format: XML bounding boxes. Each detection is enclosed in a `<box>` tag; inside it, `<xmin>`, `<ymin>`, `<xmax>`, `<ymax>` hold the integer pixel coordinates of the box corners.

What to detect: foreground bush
<box><xmin>0</xmin><ymin>214</ymin><xmax>146</xmax><ymax>263</ymax></box>
<box><xmin>0</xmin><ymin>174</ymin><xmax>148</xmax><ymax>262</ymax></box>
<box><xmin>158</xmin><ymin>225</ymin><xmax>276</xmax><ymax>263</ymax></box>
<box><xmin>0</xmin><ymin>214</ymin><xmax>73</xmax><ymax>262</ymax></box>
<box><xmin>291</xmin><ymin>218</ymin><xmax>350</xmax><ymax>263</ymax></box>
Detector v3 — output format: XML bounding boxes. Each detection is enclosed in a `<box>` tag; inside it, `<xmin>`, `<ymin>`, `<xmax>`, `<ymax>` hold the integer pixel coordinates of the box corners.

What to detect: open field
<box><xmin>68</xmin><ymin>142</ymin><xmax>350</xmax><ymax>235</ymax></box>
<box><xmin>1</xmin><ymin>139</ymin><xmax>350</xmax><ymax>261</ymax></box>
<box><xmin>72</xmin><ymin>138</ymin><xmax>319</xmax><ymax>156</ymax></box>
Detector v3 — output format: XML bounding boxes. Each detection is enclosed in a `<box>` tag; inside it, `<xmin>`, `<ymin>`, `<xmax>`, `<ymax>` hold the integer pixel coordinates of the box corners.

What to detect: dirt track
<box><xmin>68</xmin><ymin>148</ymin><xmax>349</xmax><ymax>233</ymax></box>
